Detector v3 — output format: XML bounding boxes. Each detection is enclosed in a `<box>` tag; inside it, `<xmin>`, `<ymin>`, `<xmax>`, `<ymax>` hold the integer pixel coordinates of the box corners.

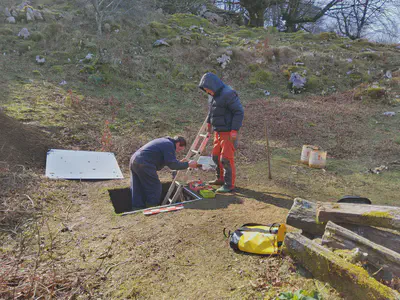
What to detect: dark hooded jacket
<box><xmin>199</xmin><ymin>73</ymin><xmax>244</xmax><ymax>132</ymax></box>
<box><xmin>130</xmin><ymin>137</ymin><xmax>188</xmax><ymax>171</ymax></box>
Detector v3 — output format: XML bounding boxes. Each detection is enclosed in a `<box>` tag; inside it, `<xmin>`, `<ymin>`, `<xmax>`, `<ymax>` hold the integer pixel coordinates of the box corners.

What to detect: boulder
<box><xmin>6</xmin><ymin>16</ymin><xmax>16</xmax><ymax>24</ymax></box>
<box><xmin>5</xmin><ymin>7</ymin><xmax>12</xmax><ymax>17</ymax></box>
<box><xmin>153</xmin><ymin>39</ymin><xmax>170</xmax><ymax>47</ymax></box>
<box><xmin>33</xmin><ymin>9</ymin><xmax>43</xmax><ymax>21</ymax></box>
<box><xmin>202</xmin><ymin>11</ymin><xmax>224</xmax><ymax>26</ymax></box>
<box><xmin>26</xmin><ymin>7</ymin><xmax>34</xmax><ymax>22</ymax></box>
<box><xmin>18</xmin><ymin>28</ymin><xmax>30</xmax><ymax>39</ymax></box>
<box><xmin>35</xmin><ymin>55</ymin><xmax>45</xmax><ymax>64</ymax></box>
<box><xmin>289</xmin><ymin>72</ymin><xmax>307</xmax><ymax>93</ymax></box>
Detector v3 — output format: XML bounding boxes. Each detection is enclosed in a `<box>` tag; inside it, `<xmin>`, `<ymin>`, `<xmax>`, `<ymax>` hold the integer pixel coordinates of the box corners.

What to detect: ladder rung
<box><xmin>191</xmin><ymin>149</ymin><xmax>200</xmax><ymax>154</ymax></box>
<box><xmin>199</xmin><ymin>134</ymin><xmax>208</xmax><ymax>138</ymax></box>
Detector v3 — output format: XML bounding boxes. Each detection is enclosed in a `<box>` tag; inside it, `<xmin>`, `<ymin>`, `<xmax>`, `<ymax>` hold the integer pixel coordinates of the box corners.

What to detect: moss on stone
<box><xmin>318</xmin><ymin>32</ymin><xmax>337</xmax><ymax>41</ymax></box>
<box><xmin>149</xmin><ymin>22</ymin><xmax>178</xmax><ymax>38</ymax></box>
<box><xmin>168</xmin><ymin>13</ymin><xmax>211</xmax><ymax>28</ymax></box>
<box><xmin>366</xmin><ymin>87</ymin><xmax>386</xmax><ymax>99</ymax></box>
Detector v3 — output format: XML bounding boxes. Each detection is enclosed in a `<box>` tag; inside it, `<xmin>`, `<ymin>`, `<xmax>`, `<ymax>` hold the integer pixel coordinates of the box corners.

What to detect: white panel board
<box><xmin>46</xmin><ymin>149</ymin><xmax>124</xmax><ymax>179</ymax></box>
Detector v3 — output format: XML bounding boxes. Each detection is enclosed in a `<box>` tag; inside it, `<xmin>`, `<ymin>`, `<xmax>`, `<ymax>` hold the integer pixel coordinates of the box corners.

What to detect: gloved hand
<box><xmin>188</xmin><ymin>160</ymin><xmax>198</xmax><ymax>168</ymax></box>
<box><xmin>230</xmin><ymin>130</ymin><xmax>238</xmax><ymax>142</ymax></box>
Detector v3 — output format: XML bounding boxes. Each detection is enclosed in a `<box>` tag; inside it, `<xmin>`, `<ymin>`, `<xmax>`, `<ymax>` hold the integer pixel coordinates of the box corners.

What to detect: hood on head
<box><xmin>198</xmin><ymin>73</ymin><xmax>224</xmax><ymax>95</ymax></box>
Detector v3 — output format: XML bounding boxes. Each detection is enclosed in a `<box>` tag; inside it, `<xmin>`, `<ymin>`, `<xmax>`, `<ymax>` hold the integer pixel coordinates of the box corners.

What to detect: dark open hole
<box><xmin>108</xmin><ymin>182</ymin><xmax>200</xmax><ymax>213</ymax></box>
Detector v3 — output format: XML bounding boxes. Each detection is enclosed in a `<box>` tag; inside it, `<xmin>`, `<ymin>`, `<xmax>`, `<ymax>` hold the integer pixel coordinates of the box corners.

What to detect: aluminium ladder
<box><xmin>162</xmin><ymin>115</ymin><xmax>211</xmax><ymax>205</ymax></box>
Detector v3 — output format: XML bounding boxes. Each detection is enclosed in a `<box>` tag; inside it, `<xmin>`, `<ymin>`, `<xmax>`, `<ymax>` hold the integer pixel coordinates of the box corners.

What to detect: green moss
<box><xmin>181</xmin><ymin>83</ymin><xmax>197</xmax><ymax>93</ymax></box>
<box><xmin>318</xmin><ymin>32</ymin><xmax>337</xmax><ymax>40</ymax></box>
<box><xmin>149</xmin><ymin>21</ymin><xmax>178</xmax><ymax>38</ymax></box>
<box><xmin>168</xmin><ymin>13</ymin><xmax>211</xmax><ymax>28</ymax></box>
<box><xmin>234</xmin><ymin>29</ymin><xmax>255</xmax><ymax>38</ymax></box>
<box><xmin>17</xmin><ymin>41</ymin><xmax>34</xmax><ymax>54</ymax></box>
<box><xmin>362</xmin><ymin>211</ymin><xmax>393</xmax><ymax>218</ymax></box>
<box><xmin>248</xmin><ymin>64</ymin><xmax>260</xmax><ymax>72</ymax></box>
<box><xmin>306</xmin><ymin>75</ymin><xmax>321</xmax><ymax>91</ymax></box>
<box><xmin>31</xmin><ymin>32</ymin><xmax>44</xmax><ymax>42</ymax></box>
<box><xmin>366</xmin><ymin>87</ymin><xmax>386</xmax><ymax>99</ymax></box>
<box><xmin>32</xmin><ymin>70</ymin><xmax>42</xmax><ymax>76</ymax></box>
<box><xmin>0</xmin><ymin>28</ymin><xmax>13</xmax><ymax>36</ymax></box>
<box><xmin>44</xmin><ymin>23</ymin><xmax>64</xmax><ymax>39</ymax></box>
<box><xmin>359</xmin><ymin>52</ymin><xmax>380</xmax><ymax>60</ymax></box>
<box><xmin>249</xmin><ymin>70</ymin><xmax>272</xmax><ymax>86</ymax></box>
<box><xmin>84</xmin><ymin>41</ymin><xmax>97</xmax><ymax>52</ymax></box>
<box><xmin>51</xmin><ymin>65</ymin><xmax>64</xmax><ymax>74</ymax></box>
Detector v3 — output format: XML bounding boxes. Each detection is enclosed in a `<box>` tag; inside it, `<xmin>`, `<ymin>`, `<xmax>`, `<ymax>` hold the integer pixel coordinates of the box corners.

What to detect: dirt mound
<box><xmin>0</xmin><ymin>112</ymin><xmax>57</xmax><ymax>169</ymax></box>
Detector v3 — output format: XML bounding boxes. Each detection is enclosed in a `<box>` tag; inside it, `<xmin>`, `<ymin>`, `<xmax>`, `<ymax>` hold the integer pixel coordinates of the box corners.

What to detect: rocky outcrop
<box><xmin>4</xmin><ymin>2</ymin><xmax>45</xmax><ymax>24</ymax></box>
<box><xmin>197</xmin><ymin>5</ymin><xmax>243</xmax><ymax>26</ymax></box>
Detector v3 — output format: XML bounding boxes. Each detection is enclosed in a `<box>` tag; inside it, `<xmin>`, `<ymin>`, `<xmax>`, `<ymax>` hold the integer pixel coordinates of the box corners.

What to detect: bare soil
<box><xmin>0</xmin><ymin>111</ymin><xmax>57</xmax><ymax>169</ymax></box>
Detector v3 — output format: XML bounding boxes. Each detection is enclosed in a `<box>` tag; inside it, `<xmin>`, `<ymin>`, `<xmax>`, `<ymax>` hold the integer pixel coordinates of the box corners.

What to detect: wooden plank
<box><xmin>284</xmin><ymin>232</ymin><xmax>400</xmax><ymax>300</ymax></box>
<box><xmin>286</xmin><ymin>198</ymin><xmax>326</xmax><ymax>237</ymax></box>
<box><xmin>317</xmin><ymin>202</ymin><xmax>400</xmax><ymax>231</ymax></box>
<box><xmin>322</xmin><ymin>221</ymin><xmax>400</xmax><ymax>278</ymax></box>
<box><xmin>341</xmin><ymin>223</ymin><xmax>400</xmax><ymax>253</ymax></box>
<box><xmin>287</xmin><ymin>199</ymin><xmax>400</xmax><ymax>251</ymax></box>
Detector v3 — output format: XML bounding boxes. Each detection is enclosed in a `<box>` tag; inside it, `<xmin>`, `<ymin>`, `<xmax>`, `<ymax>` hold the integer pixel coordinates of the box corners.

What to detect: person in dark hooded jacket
<box><xmin>199</xmin><ymin>73</ymin><xmax>244</xmax><ymax>193</ymax></box>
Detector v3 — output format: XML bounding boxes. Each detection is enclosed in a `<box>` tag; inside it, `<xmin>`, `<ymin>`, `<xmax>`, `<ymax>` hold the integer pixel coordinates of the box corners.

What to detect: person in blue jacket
<box><xmin>199</xmin><ymin>73</ymin><xmax>244</xmax><ymax>193</ymax></box>
<box><xmin>129</xmin><ymin>136</ymin><xmax>197</xmax><ymax>209</ymax></box>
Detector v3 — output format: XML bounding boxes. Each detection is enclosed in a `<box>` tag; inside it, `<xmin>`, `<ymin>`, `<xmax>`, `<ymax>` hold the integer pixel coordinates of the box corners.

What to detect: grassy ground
<box><xmin>1</xmin><ymin>2</ymin><xmax>400</xmax><ymax>299</ymax></box>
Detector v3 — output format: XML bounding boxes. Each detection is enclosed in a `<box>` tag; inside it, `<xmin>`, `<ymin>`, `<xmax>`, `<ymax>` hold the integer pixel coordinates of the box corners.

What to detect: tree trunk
<box><xmin>322</xmin><ymin>221</ymin><xmax>400</xmax><ymax>278</ymax></box>
<box><xmin>240</xmin><ymin>0</ymin><xmax>267</xmax><ymax>27</ymax></box>
<box><xmin>284</xmin><ymin>233</ymin><xmax>400</xmax><ymax>300</ymax></box>
<box><xmin>248</xmin><ymin>9</ymin><xmax>265</xmax><ymax>27</ymax></box>
<box><xmin>317</xmin><ymin>202</ymin><xmax>400</xmax><ymax>231</ymax></box>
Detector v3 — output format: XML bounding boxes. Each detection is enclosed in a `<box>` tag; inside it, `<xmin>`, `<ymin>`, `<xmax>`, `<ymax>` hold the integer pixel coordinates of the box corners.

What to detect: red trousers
<box><xmin>212</xmin><ymin>132</ymin><xmax>236</xmax><ymax>188</ymax></box>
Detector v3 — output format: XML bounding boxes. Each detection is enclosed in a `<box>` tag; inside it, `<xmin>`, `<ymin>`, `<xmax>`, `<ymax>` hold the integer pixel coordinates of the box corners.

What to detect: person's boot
<box><xmin>208</xmin><ymin>179</ymin><xmax>224</xmax><ymax>186</ymax></box>
<box><xmin>216</xmin><ymin>184</ymin><xmax>234</xmax><ymax>193</ymax></box>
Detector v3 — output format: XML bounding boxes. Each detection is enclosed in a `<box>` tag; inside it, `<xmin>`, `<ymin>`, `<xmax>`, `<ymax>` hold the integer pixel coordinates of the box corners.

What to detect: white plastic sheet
<box><xmin>45</xmin><ymin>149</ymin><xmax>124</xmax><ymax>179</ymax></box>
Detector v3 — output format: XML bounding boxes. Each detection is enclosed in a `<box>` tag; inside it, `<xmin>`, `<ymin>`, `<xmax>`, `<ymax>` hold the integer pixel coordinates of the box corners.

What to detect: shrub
<box><xmin>149</xmin><ymin>22</ymin><xmax>178</xmax><ymax>37</ymax></box>
<box><xmin>44</xmin><ymin>23</ymin><xmax>64</xmax><ymax>39</ymax></box>
<box><xmin>359</xmin><ymin>52</ymin><xmax>380</xmax><ymax>60</ymax></box>
<box><xmin>234</xmin><ymin>30</ymin><xmax>255</xmax><ymax>38</ymax></box>
<box><xmin>0</xmin><ymin>28</ymin><xmax>13</xmax><ymax>36</ymax></box>
<box><xmin>51</xmin><ymin>65</ymin><xmax>64</xmax><ymax>73</ymax></box>
<box><xmin>181</xmin><ymin>83</ymin><xmax>197</xmax><ymax>92</ymax></box>
<box><xmin>249</xmin><ymin>70</ymin><xmax>272</xmax><ymax>85</ymax></box>
<box><xmin>248</xmin><ymin>64</ymin><xmax>260</xmax><ymax>72</ymax></box>
<box><xmin>31</xmin><ymin>32</ymin><xmax>44</xmax><ymax>42</ymax></box>
<box><xmin>318</xmin><ymin>32</ymin><xmax>337</xmax><ymax>40</ymax></box>
<box><xmin>306</xmin><ymin>75</ymin><xmax>321</xmax><ymax>91</ymax></box>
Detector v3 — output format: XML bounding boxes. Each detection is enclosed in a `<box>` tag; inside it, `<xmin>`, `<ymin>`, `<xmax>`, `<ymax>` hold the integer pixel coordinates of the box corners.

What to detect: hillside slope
<box><xmin>1</xmin><ymin>1</ymin><xmax>400</xmax><ymax>299</ymax></box>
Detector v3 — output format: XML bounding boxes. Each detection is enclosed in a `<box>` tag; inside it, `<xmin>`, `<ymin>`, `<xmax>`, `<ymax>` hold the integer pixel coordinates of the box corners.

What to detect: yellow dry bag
<box><xmin>227</xmin><ymin>223</ymin><xmax>286</xmax><ymax>255</ymax></box>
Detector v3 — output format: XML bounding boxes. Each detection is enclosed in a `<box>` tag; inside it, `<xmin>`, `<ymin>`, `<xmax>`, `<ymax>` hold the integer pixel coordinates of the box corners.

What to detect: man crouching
<box><xmin>130</xmin><ymin>136</ymin><xmax>197</xmax><ymax>210</ymax></box>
